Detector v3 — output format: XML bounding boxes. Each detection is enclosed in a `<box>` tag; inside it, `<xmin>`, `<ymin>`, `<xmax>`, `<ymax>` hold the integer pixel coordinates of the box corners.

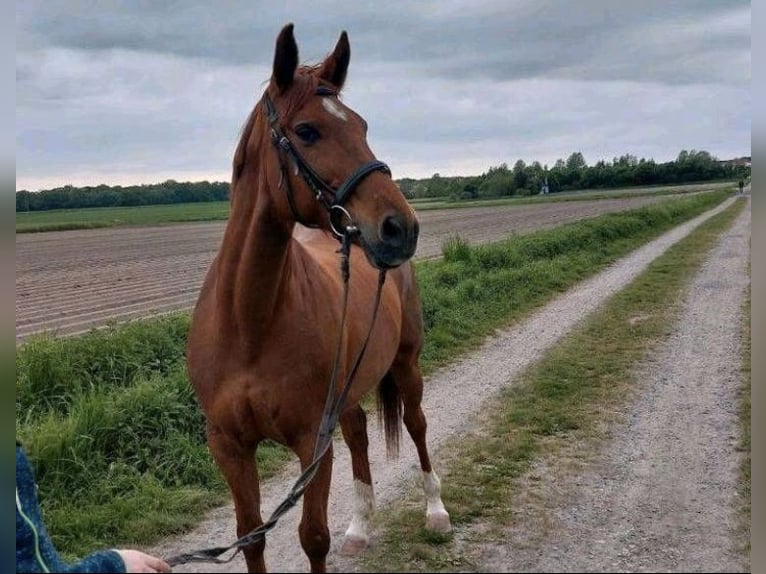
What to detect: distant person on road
<box><xmin>738</xmin><ymin>179</ymin><xmax>744</xmax><ymax>194</ymax></box>
<box><xmin>16</xmin><ymin>441</ymin><xmax>172</xmax><ymax>573</ymax></box>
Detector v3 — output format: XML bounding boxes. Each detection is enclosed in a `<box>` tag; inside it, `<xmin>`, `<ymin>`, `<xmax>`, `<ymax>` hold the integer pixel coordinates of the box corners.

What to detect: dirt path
<box><xmin>147</xmin><ymin>195</ymin><xmax>748</xmax><ymax>572</ymax></box>
<box><xmin>16</xmin><ymin>194</ymin><xmax>682</xmax><ymax>342</ymax></box>
<box><xmin>482</xmin><ymin>196</ymin><xmax>750</xmax><ymax>573</ymax></box>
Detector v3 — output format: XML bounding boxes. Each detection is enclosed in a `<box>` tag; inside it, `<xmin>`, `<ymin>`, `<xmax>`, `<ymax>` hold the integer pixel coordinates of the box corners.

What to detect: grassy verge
<box><xmin>15</xmin><ymin>201</ymin><xmax>231</xmax><ymax>233</ymax></box>
<box><xmin>738</xmin><ymin>277</ymin><xmax>751</xmax><ymax>558</ymax></box>
<box><xmin>359</xmin><ymin>198</ymin><xmax>746</xmax><ymax>572</ymax></box>
<box><xmin>15</xmin><ymin>189</ymin><xmax>730</xmax><ymax>558</ymax></box>
<box><xmin>16</xmin><ymin>316</ymin><xmax>290</xmax><ymax>557</ymax></box>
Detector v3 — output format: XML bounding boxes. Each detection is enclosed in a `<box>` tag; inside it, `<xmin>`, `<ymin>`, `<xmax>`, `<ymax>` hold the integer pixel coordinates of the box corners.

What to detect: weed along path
<box><xmin>148</xmin><ymin>195</ymin><xmax>748</xmax><ymax>573</ymax></box>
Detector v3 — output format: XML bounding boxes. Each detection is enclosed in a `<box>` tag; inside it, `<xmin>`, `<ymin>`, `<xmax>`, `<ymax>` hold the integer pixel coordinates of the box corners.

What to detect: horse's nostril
<box><xmin>380</xmin><ymin>215</ymin><xmax>405</xmax><ymax>246</ymax></box>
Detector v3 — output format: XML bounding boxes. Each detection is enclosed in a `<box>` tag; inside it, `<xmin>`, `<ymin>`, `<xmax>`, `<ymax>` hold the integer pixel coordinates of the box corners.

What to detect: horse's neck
<box><xmin>216</xmin><ymin>174</ymin><xmax>294</xmax><ymax>350</ymax></box>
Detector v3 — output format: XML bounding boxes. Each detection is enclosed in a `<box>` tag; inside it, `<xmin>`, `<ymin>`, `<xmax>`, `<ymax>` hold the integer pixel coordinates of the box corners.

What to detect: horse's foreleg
<box><xmin>296</xmin><ymin>438</ymin><xmax>333</xmax><ymax>573</ymax></box>
<box><xmin>390</xmin><ymin>360</ymin><xmax>452</xmax><ymax>534</ymax></box>
<box><xmin>338</xmin><ymin>406</ymin><xmax>375</xmax><ymax>555</ymax></box>
<box><xmin>207</xmin><ymin>426</ymin><xmax>266</xmax><ymax>573</ymax></box>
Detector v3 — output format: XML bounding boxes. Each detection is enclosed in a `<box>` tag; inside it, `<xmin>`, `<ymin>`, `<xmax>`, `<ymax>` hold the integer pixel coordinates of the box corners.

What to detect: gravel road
<box><xmin>146</xmin><ymin>194</ymin><xmax>749</xmax><ymax>572</ymax></box>
<box><xmin>482</xmin><ymin>195</ymin><xmax>751</xmax><ymax>573</ymax></box>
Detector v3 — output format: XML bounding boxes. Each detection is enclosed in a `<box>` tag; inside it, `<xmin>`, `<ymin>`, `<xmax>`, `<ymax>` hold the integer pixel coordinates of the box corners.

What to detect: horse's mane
<box><xmin>231</xmin><ymin>65</ymin><xmax>329</xmax><ymax>191</ymax></box>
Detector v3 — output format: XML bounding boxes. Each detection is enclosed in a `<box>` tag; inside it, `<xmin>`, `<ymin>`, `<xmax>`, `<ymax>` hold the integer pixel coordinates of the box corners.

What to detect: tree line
<box><xmin>398</xmin><ymin>150</ymin><xmax>750</xmax><ymax>200</ymax></box>
<box><xmin>16</xmin><ymin>150</ymin><xmax>750</xmax><ymax>212</ymax></box>
<box><xmin>16</xmin><ymin>180</ymin><xmax>230</xmax><ymax>212</ymax></box>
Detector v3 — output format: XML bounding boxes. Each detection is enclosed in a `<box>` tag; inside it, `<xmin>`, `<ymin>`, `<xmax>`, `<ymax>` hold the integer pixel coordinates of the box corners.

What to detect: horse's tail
<box><xmin>377</xmin><ymin>371</ymin><xmax>402</xmax><ymax>458</ymax></box>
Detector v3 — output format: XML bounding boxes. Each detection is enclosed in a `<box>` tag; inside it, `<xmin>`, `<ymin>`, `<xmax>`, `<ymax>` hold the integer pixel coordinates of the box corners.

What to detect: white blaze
<box><xmin>322</xmin><ymin>97</ymin><xmax>348</xmax><ymax>122</ymax></box>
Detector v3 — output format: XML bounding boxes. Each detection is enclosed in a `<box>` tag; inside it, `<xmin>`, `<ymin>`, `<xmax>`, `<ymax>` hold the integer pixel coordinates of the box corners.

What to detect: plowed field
<box><xmin>15</xmin><ymin>195</ymin><xmax>682</xmax><ymax>342</ymax></box>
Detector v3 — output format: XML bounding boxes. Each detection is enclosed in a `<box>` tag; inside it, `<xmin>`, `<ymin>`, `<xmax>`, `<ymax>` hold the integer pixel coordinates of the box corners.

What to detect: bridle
<box><xmin>165</xmin><ymin>88</ymin><xmax>394</xmax><ymax>567</ymax></box>
<box><xmin>262</xmin><ymin>88</ymin><xmax>392</xmax><ymax>238</ymax></box>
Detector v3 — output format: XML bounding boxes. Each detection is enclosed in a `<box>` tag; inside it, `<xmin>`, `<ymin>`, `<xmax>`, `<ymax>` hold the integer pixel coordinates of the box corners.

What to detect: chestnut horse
<box><xmin>186</xmin><ymin>24</ymin><xmax>451</xmax><ymax>573</ymax></box>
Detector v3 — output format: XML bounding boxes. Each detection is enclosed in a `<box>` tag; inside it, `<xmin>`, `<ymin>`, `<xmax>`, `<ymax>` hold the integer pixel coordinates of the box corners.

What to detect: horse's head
<box><xmin>237</xmin><ymin>24</ymin><xmax>419</xmax><ymax>269</ymax></box>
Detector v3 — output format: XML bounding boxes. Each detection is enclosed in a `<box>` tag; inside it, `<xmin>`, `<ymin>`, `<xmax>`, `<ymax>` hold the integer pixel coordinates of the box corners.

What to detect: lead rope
<box><xmin>165</xmin><ymin>230</ymin><xmax>387</xmax><ymax>567</ymax></box>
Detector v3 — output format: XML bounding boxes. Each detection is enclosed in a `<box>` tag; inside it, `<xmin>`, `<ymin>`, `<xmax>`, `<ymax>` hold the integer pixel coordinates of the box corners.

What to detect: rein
<box><xmin>164</xmin><ymin>93</ymin><xmax>393</xmax><ymax>566</ymax></box>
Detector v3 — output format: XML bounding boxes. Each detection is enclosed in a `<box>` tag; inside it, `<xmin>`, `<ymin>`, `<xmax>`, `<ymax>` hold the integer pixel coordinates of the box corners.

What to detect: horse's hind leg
<box><xmin>338</xmin><ymin>405</ymin><xmax>375</xmax><ymax>555</ymax></box>
<box><xmin>207</xmin><ymin>425</ymin><xmax>266</xmax><ymax>572</ymax></box>
<box><xmin>389</xmin><ymin>355</ymin><xmax>452</xmax><ymax>533</ymax></box>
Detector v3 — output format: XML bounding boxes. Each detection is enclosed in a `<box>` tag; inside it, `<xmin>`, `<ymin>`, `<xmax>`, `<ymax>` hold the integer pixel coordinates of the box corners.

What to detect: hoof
<box><xmin>426</xmin><ymin>511</ymin><xmax>452</xmax><ymax>533</ymax></box>
<box><xmin>339</xmin><ymin>535</ymin><xmax>368</xmax><ymax>556</ymax></box>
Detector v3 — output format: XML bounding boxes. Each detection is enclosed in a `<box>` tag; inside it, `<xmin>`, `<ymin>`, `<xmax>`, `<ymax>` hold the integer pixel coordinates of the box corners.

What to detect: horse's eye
<box><xmin>294</xmin><ymin>124</ymin><xmax>320</xmax><ymax>145</ymax></box>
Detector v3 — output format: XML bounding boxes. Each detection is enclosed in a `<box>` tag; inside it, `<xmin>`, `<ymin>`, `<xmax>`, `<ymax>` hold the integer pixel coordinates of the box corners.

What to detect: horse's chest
<box><xmin>246</xmin><ymin>305</ymin><xmax>395</xmax><ymax>393</ymax></box>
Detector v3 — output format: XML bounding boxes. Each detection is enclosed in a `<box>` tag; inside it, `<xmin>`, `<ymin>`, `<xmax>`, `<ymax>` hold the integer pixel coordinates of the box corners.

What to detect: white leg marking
<box><xmin>423</xmin><ymin>470</ymin><xmax>452</xmax><ymax>533</ymax></box>
<box><xmin>322</xmin><ymin>97</ymin><xmax>348</xmax><ymax>122</ymax></box>
<box><xmin>341</xmin><ymin>479</ymin><xmax>375</xmax><ymax>554</ymax></box>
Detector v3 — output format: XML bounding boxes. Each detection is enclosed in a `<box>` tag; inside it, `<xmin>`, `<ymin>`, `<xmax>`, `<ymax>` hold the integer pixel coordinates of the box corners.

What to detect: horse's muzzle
<box><xmin>366</xmin><ymin>214</ymin><xmax>419</xmax><ymax>269</ymax></box>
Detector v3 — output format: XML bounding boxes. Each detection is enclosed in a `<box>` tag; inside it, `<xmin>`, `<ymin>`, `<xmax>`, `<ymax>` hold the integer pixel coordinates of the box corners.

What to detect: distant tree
<box><xmin>512</xmin><ymin>159</ymin><xmax>528</xmax><ymax>191</ymax></box>
<box><xmin>478</xmin><ymin>163</ymin><xmax>513</xmax><ymax>197</ymax></box>
<box><xmin>461</xmin><ymin>182</ymin><xmax>478</xmax><ymax>199</ymax></box>
<box><xmin>566</xmin><ymin>152</ymin><xmax>587</xmax><ymax>170</ymax></box>
<box><xmin>397</xmin><ymin>178</ymin><xmax>417</xmax><ymax>199</ymax></box>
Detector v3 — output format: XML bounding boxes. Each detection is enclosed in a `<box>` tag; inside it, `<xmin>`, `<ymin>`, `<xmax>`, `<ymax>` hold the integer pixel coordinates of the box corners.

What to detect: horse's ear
<box><xmin>319</xmin><ymin>31</ymin><xmax>350</xmax><ymax>91</ymax></box>
<box><xmin>273</xmin><ymin>23</ymin><xmax>298</xmax><ymax>93</ymax></box>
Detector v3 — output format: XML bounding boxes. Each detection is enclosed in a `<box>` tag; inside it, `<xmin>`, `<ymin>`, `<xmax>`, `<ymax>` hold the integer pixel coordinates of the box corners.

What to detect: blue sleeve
<box><xmin>16</xmin><ymin>445</ymin><xmax>127</xmax><ymax>573</ymax></box>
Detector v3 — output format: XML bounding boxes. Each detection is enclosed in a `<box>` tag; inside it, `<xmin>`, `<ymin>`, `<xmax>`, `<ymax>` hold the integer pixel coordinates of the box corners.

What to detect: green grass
<box><xmin>15</xmin><ymin>189</ymin><xmax>731</xmax><ymax>558</ymax></box>
<box><xmin>359</xmin><ymin>199</ymin><xmax>746</xmax><ymax>572</ymax></box>
<box><xmin>16</xmin><ymin>316</ymin><xmax>290</xmax><ymax>559</ymax></box>
<box><xmin>16</xmin><ymin>316</ymin><xmax>190</xmax><ymax>420</ymax></box>
<box><xmin>15</xmin><ymin>201</ymin><xmax>231</xmax><ymax>233</ymax></box>
<box><xmin>738</xmin><ymin>279</ymin><xmax>750</xmax><ymax>557</ymax></box>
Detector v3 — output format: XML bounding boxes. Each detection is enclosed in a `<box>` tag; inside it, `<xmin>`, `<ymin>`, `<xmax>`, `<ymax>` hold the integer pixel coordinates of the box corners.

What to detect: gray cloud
<box><xmin>17</xmin><ymin>1</ymin><xmax>750</xmax><ymax>84</ymax></box>
<box><xmin>15</xmin><ymin>0</ymin><xmax>751</xmax><ymax>190</ymax></box>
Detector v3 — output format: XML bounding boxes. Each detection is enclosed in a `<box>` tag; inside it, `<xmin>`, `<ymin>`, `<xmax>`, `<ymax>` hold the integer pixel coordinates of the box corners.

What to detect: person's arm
<box><xmin>16</xmin><ymin>445</ymin><xmax>169</xmax><ymax>573</ymax></box>
<box><xmin>114</xmin><ymin>550</ymin><xmax>171</xmax><ymax>573</ymax></box>
<box><xmin>62</xmin><ymin>549</ymin><xmax>171</xmax><ymax>573</ymax></box>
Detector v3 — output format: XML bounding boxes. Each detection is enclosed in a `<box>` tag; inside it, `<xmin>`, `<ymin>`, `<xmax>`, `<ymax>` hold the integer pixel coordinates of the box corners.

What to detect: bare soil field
<box><xmin>15</xmin><ymin>194</ymin><xmax>686</xmax><ymax>342</ymax></box>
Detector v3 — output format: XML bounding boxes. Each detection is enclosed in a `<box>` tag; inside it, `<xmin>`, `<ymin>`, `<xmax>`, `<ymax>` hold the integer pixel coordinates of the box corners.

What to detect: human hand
<box><xmin>116</xmin><ymin>550</ymin><xmax>172</xmax><ymax>573</ymax></box>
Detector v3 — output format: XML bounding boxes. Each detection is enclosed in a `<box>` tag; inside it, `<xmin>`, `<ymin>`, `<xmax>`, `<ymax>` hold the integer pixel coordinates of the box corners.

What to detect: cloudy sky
<box><xmin>16</xmin><ymin>0</ymin><xmax>751</xmax><ymax>192</ymax></box>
